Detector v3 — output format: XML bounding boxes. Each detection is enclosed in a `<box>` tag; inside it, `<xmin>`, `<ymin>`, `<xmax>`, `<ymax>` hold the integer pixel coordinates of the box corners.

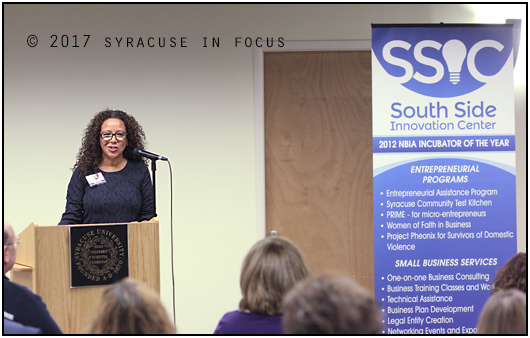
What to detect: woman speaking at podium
<box><xmin>59</xmin><ymin>109</ymin><xmax>156</xmax><ymax>225</ymax></box>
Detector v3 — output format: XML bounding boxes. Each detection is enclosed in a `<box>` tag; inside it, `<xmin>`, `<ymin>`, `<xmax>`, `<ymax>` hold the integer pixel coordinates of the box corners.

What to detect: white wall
<box><xmin>3</xmin><ymin>4</ymin><xmax>526</xmax><ymax>334</ymax></box>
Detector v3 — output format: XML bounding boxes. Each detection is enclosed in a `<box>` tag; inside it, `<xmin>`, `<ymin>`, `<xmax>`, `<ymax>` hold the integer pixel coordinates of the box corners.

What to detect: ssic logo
<box><xmin>372</xmin><ymin>27</ymin><xmax>513</xmax><ymax>98</ymax></box>
<box><xmin>383</xmin><ymin>39</ymin><xmax>504</xmax><ymax>85</ymax></box>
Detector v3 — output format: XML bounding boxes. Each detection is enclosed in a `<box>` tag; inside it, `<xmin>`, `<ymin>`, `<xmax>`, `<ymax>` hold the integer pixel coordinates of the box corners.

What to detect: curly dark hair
<box><xmin>74</xmin><ymin>109</ymin><xmax>148</xmax><ymax>177</ymax></box>
<box><xmin>491</xmin><ymin>252</ymin><xmax>527</xmax><ymax>294</ymax></box>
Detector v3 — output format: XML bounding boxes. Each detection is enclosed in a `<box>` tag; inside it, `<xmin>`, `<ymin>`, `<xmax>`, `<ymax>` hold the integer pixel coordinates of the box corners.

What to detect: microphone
<box><xmin>133</xmin><ymin>148</ymin><xmax>168</xmax><ymax>161</ymax></box>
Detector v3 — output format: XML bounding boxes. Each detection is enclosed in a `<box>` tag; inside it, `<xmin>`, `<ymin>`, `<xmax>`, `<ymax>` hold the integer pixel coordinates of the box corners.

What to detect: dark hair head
<box><xmin>492</xmin><ymin>252</ymin><xmax>526</xmax><ymax>294</ymax></box>
<box><xmin>239</xmin><ymin>236</ymin><xmax>310</xmax><ymax>316</ymax></box>
<box><xmin>83</xmin><ymin>278</ymin><xmax>176</xmax><ymax>334</ymax></box>
<box><xmin>74</xmin><ymin>109</ymin><xmax>148</xmax><ymax>177</ymax></box>
<box><xmin>283</xmin><ymin>273</ymin><xmax>383</xmax><ymax>334</ymax></box>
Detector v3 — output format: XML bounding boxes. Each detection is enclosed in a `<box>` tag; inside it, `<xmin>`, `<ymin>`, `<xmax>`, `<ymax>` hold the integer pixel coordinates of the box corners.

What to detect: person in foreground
<box><xmin>4</xmin><ymin>317</ymin><xmax>42</xmax><ymax>334</ymax></box>
<box><xmin>491</xmin><ymin>252</ymin><xmax>526</xmax><ymax>294</ymax></box>
<box><xmin>3</xmin><ymin>220</ymin><xmax>62</xmax><ymax>334</ymax></box>
<box><xmin>83</xmin><ymin>278</ymin><xmax>176</xmax><ymax>334</ymax></box>
<box><xmin>59</xmin><ymin>109</ymin><xmax>156</xmax><ymax>225</ymax></box>
<box><xmin>214</xmin><ymin>236</ymin><xmax>310</xmax><ymax>334</ymax></box>
<box><xmin>282</xmin><ymin>273</ymin><xmax>383</xmax><ymax>334</ymax></box>
<box><xmin>476</xmin><ymin>288</ymin><xmax>526</xmax><ymax>334</ymax></box>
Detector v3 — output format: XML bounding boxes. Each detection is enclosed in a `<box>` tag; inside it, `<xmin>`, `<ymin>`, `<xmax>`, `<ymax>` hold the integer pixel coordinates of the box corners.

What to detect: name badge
<box><xmin>86</xmin><ymin>173</ymin><xmax>106</xmax><ymax>187</ymax></box>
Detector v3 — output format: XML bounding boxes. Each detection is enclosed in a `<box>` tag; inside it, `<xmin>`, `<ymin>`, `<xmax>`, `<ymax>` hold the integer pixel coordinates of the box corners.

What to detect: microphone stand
<box><xmin>133</xmin><ymin>147</ymin><xmax>166</xmax><ymax>216</ymax></box>
<box><xmin>151</xmin><ymin>159</ymin><xmax>157</xmax><ymax>215</ymax></box>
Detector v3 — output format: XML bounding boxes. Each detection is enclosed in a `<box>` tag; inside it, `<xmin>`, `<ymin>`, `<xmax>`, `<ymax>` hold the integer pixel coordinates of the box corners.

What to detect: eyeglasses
<box><xmin>6</xmin><ymin>235</ymin><xmax>21</xmax><ymax>248</ymax></box>
<box><xmin>100</xmin><ymin>132</ymin><xmax>127</xmax><ymax>141</ymax></box>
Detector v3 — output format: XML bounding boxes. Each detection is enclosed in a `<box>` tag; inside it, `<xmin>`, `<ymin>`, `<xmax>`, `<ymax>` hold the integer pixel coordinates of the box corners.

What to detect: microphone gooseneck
<box><xmin>133</xmin><ymin>148</ymin><xmax>168</xmax><ymax>161</ymax></box>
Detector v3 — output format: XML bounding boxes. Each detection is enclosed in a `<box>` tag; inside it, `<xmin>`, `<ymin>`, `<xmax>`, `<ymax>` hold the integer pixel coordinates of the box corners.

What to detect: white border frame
<box><xmin>253</xmin><ymin>40</ymin><xmax>371</xmax><ymax>240</ymax></box>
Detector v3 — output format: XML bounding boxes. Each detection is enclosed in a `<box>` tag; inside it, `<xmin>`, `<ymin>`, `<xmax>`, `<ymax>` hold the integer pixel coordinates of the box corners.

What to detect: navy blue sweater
<box><xmin>59</xmin><ymin>160</ymin><xmax>156</xmax><ymax>224</ymax></box>
<box><xmin>3</xmin><ymin>276</ymin><xmax>62</xmax><ymax>334</ymax></box>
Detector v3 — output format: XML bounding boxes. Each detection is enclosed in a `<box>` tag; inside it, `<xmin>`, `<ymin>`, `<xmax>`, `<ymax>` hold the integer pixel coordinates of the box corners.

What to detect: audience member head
<box><xmin>4</xmin><ymin>220</ymin><xmax>18</xmax><ymax>275</ymax></box>
<box><xmin>282</xmin><ymin>273</ymin><xmax>383</xmax><ymax>334</ymax></box>
<box><xmin>491</xmin><ymin>252</ymin><xmax>526</xmax><ymax>294</ymax></box>
<box><xmin>477</xmin><ymin>288</ymin><xmax>526</xmax><ymax>334</ymax></box>
<box><xmin>83</xmin><ymin>278</ymin><xmax>176</xmax><ymax>334</ymax></box>
<box><xmin>239</xmin><ymin>236</ymin><xmax>310</xmax><ymax>316</ymax></box>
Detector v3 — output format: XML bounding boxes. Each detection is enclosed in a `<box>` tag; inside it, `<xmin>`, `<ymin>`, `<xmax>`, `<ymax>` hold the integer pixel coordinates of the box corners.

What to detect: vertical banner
<box><xmin>372</xmin><ymin>24</ymin><xmax>516</xmax><ymax>334</ymax></box>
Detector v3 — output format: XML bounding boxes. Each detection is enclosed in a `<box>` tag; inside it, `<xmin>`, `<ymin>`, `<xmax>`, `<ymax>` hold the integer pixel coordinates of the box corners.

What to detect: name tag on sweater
<box><xmin>86</xmin><ymin>173</ymin><xmax>106</xmax><ymax>187</ymax></box>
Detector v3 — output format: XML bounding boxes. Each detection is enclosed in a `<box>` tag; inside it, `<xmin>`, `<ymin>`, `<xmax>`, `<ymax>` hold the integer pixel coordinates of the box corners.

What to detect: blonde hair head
<box><xmin>477</xmin><ymin>288</ymin><xmax>526</xmax><ymax>334</ymax></box>
<box><xmin>83</xmin><ymin>278</ymin><xmax>176</xmax><ymax>334</ymax></box>
<box><xmin>239</xmin><ymin>236</ymin><xmax>310</xmax><ymax>316</ymax></box>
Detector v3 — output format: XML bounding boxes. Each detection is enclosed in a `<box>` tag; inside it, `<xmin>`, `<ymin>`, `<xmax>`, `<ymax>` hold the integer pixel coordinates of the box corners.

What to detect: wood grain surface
<box><xmin>13</xmin><ymin>220</ymin><xmax>160</xmax><ymax>333</ymax></box>
<box><xmin>265</xmin><ymin>51</ymin><xmax>374</xmax><ymax>292</ymax></box>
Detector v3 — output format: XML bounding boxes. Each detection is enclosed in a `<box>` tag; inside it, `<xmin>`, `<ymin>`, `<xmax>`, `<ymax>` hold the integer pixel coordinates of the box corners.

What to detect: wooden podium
<box><xmin>11</xmin><ymin>219</ymin><xmax>160</xmax><ymax>334</ymax></box>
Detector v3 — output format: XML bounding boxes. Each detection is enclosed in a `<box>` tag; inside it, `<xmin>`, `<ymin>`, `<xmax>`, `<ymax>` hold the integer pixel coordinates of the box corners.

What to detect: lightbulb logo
<box><xmin>442</xmin><ymin>39</ymin><xmax>466</xmax><ymax>85</ymax></box>
<box><xmin>372</xmin><ymin>26</ymin><xmax>513</xmax><ymax>98</ymax></box>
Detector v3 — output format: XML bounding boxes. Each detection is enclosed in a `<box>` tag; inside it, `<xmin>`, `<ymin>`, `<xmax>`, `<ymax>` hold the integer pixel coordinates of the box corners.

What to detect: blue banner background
<box><xmin>374</xmin><ymin>158</ymin><xmax>516</xmax><ymax>334</ymax></box>
<box><xmin>372</xmin><ymin>24</ymin><xmax>516</xmax><ymax>335</ymax></box>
